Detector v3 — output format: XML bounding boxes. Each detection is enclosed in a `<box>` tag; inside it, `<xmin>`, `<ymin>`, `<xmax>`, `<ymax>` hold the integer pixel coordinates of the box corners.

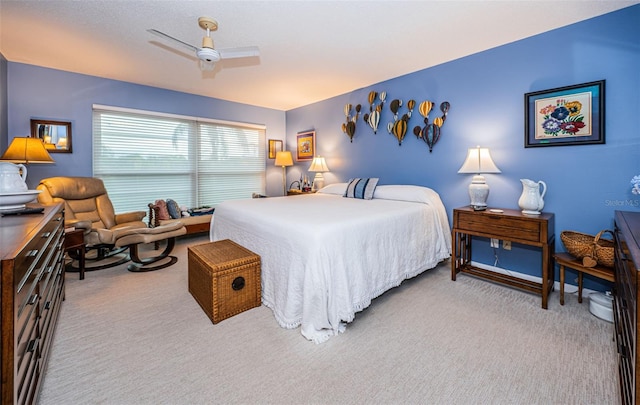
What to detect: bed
<box><xmin>209</xmin><ymin>182</ymin><xmax>451</xmax><ymax>343</ymax></box>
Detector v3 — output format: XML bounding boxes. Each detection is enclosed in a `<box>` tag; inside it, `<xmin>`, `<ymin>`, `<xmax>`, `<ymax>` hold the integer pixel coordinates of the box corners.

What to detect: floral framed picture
<box><xmin>524</xmin><ymin>80</ymin><xmax>605</xmax><ymax>148</ymax></box>
<box><xmin>268</xmin><ymin>139</ymin><xmax>282</xmax><ymax>159</ymax></box>
<box><xmin>296</xmin><ymin>130</ymin><xmax>315</xmax><ymax>161</ymax></box>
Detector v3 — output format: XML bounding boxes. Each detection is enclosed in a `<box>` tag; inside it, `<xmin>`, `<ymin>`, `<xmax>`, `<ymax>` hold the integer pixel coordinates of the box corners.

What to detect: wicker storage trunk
<box><xmin>188</xmin><ymin>239</ymin><xmax>261</xmax><ymax>323</ymax></box>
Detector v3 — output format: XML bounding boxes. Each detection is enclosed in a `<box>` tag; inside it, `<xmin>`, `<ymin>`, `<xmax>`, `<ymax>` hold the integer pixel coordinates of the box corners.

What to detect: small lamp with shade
<box><xmin>308</xmin><ymin>156</ymin><xmax>329</xmax><ymax>191</ymax></box>
<box><xmin>0</xmin><ymin>137</ymin><xmax>55</xmax><ymax>210</ymax></box>
<box><xmin>457</xmin><ymin>145</ymin><xmax>501</xmax><ymax>211</ymax></box>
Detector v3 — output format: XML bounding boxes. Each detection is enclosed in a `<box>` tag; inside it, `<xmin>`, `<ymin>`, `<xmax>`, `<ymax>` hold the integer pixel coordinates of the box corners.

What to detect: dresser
<box><xmin>1</xmin><ymin>203</ymin><xmax>65</xmax><ymax>405</ymax></box>
<box><xmin>613</xmin><ymin>210</ymin><xmax>640</xmax><ymax>405</ymax></box>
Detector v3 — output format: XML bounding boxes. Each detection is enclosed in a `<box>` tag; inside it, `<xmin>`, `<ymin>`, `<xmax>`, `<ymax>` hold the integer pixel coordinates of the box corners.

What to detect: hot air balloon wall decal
<box><xmin>413</xmin><ymin>101</ymin><xmax>451</xmax><ymax>152</ymax></box>
<box><xmin>341</xmin><ymin>103</ymin><xmax>361</xmax><ymax>143</ymax></box>
<box><xmin>362</xmin><ymin>90</ymin><xmax>386</xmax><ymax>134</ymax></box>
<box><xmin>387</xmin><ymin>99</ymin><xmax>415</xmax><ymax>146</ymax></box>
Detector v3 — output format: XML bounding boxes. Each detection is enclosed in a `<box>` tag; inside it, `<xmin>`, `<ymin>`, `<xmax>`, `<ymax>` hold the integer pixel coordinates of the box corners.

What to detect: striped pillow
<box><xmin>344</xmin><ymin>178</ymin><xmax>379</xmax><ymax>200</ymax></box>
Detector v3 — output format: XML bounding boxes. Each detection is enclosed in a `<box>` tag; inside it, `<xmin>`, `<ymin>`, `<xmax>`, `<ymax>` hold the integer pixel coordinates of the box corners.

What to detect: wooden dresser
<box><xmin>1</xmin><ymin>203</ymin><xmax>65</xmax><ymax>405</ymax></box>
<box><xmin>613</xmin><ymin>210</ymin><xmax>640</xmax><ymax>405</ymax></box>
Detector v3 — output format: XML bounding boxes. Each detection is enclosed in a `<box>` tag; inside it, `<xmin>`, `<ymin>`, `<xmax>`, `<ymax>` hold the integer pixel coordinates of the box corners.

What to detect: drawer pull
<box><xmin>27</xmin><ymin>249</ymin><xmax>38</xmax><ymax>257</ymax></box>
<box><xmin>27</xmin><ymin>294</ymin><xmax>39</xmax><ymax>305</ymax></box>
<box><xmin>41</xmin><ymin>231</ymin><xmax>51</xmax><ymax>238</ymax></box>
<box><xmin>44</xmin><ymin>301</ymin><xmax>51</xmax><ymax>310</ymax></box>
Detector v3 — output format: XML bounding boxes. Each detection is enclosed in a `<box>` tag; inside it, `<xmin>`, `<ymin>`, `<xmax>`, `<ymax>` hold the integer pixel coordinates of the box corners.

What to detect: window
<box><xmin>93</xmin><ymin>105</ymin><xmax>265</xmax><ymax>213</ymax></box>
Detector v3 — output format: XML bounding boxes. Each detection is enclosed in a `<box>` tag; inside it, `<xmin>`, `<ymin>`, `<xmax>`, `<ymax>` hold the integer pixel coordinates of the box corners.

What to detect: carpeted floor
<box><xmin>38</xmin><ymin>234</ymin><xmax>619</xmax><ymax>404</ymax></box>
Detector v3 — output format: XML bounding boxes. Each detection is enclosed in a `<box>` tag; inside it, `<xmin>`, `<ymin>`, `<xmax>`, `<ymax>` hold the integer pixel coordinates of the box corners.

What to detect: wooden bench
<box><xmin>148</xmin><ymin>203</ymin><xmax>212</xmax><ymax>247</ymax></box>
<box><xmin>555</xmin><ymin>252</ymin><xmax>614</xmax><ymax>305</ymax></box>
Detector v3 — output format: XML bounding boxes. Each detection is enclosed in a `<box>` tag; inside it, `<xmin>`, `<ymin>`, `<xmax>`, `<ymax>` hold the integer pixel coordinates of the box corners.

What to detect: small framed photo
<box><xmin>268</xmin><ymin>139</ymin><xmax>282</xmax><ymax>159</ymax></box>
<box><xmin>296</xmin><ymin>130</ymin><xmax>315</xmax><ymax>161</ymax></box>
<box><xmin>524</xmin><ymin>80</ymin><xmax>605</xmax><ymax>148</ymax></box>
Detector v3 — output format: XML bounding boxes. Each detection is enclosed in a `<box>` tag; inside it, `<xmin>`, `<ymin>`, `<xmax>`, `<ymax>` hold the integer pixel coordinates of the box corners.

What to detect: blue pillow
<box><xmin>166</xmin><ymin>199</ymin><xmax>181</xmax><ymax>219</ymax></box>
<box><xmin>344</xmin><ymin>178</ymin><xmax>379</xmax><ymax>200</ymax></box>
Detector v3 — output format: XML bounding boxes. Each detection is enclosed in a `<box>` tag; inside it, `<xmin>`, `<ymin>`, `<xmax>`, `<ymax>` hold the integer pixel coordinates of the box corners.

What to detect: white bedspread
<box><xmin>210</xmin><ymin>187</ymin><xmax>451</xmax><ymax>343</ymax></box>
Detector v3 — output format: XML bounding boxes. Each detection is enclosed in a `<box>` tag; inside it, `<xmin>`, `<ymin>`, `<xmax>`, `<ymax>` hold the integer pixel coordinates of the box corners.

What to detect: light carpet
<box><xmin>38</xmin><ymin>234</ymin><xmax>619</xmax><ymax>404</ymax></box>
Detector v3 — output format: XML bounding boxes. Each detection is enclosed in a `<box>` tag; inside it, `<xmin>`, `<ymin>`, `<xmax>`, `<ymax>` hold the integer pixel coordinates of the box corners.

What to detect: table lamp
<box><xmin>1</xmin><ymin>137</ymin><xmax>55</xmax><ymax>190</ymax></box>
<box><xmin>308</xmin><ymin>156</ymin><xmax>329</xmax><ymax>191</ymax></box>
<box><xmin>275</xmin><ymin>151</ymin><xmax>293</xmax><ymax>196</ymax></box>
<box><xmin>457</xmin><ymin>145</ymin><xmax>500</xmax><ymax>210</ymax></box>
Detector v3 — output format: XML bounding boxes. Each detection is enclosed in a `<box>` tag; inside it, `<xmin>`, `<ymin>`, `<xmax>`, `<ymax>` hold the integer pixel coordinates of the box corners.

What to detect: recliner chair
<box><xmin>37</xmin><ymin>176</ymin><xmax>186</xmax><ymax>272</ymax></box>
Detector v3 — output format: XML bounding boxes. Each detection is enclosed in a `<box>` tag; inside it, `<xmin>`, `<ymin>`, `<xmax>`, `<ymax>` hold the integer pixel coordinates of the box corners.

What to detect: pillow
<box><xmin>373</xmin><ymin>185</ymin><xmax>439</xmax><ymax>204</ymax></box>
<box><xmin>317</xmin><ymin>183</ymin><xmax>348</xmax><ymax>195</ymax></box>
<box><xmin>344</xmin><ymin>178</ymin><xmax>379</xmax><ymax>200</ymax></box>
<box><xmin>166</xmin><ymin>199</ymin><xmax>182</xmax><ymax>219</ymax></box>
<box><xmin>154</xmin><ymin>199</ymin><xmax>170</xmax><ymax>220</ymax></box>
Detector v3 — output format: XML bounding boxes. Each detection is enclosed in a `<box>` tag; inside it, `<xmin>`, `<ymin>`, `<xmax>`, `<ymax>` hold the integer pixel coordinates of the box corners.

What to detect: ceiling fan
<box><xmin>148</xmin><ymin>16</ymin><xmax>260</xmax><ymax>71</ymax></box>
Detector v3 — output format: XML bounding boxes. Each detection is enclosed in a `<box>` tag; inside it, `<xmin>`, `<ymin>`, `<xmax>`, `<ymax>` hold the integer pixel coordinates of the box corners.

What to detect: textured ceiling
<box><xmin>1</xmin><ymin>0</ymin><xmax>637</xmax><ymax>111</ymax></box>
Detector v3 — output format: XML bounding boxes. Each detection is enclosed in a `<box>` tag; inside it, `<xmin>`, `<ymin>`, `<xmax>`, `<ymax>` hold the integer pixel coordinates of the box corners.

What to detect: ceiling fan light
<box><xmin>199</xmin><ymin>59</ymin><xmax>216</xmax><ymax>71</ymax></box>
<box><xmin>197</xmin><ymin>47</ymin><xmax>220</xmax><ymax>63</ymax></box>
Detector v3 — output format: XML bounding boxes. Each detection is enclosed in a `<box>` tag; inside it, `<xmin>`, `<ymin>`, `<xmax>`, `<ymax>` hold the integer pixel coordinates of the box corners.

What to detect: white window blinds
<box><xmin>93</xmin><ymin>106</ymin><xmax>265</xmax><ymax>213</ymax></box>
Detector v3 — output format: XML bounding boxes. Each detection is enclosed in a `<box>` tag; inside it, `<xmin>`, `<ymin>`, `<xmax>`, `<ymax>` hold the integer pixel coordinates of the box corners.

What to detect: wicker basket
<box><xmin>560</xmin><ymin>230</ymin><xmax>615</xmax><ymax>268</ymax></box>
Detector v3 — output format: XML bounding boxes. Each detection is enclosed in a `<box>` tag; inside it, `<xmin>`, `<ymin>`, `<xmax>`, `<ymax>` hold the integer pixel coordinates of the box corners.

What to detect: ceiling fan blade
<box><xmin>147</xmin><ymin>29</ymin><xmax>198</xmax><ymax>53</ymax></box>
<box><xmin>218</xmin><ymin>46</ymin><xmax>260</xmax><ymax>60</ymax></box>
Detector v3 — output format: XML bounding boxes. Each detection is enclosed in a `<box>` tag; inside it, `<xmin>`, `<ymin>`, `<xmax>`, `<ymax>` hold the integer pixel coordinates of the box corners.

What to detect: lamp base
<box><xmin>468</xmin><ymin>175</ymin><xmax>490</xmax><ymax>210</ymax></box>
<box><xmin>312</xmin><ymin>173</ymin><xmax>325</xmax><ymax>191</ymax></box>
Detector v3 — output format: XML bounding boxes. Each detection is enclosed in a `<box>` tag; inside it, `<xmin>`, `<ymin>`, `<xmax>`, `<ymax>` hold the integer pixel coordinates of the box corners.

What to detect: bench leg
<box><xmin>560</xmin><ymin>264</ymin><xmax>565</xmax><ymax>305</ymax></box>
<box><xmin>578</xmin><ymin>272</ymin><xmax>583</xmax><ymax>303</ymax></box>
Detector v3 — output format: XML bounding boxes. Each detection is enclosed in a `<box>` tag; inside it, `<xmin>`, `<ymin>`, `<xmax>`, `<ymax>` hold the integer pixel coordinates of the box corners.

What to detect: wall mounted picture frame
<box><xmin>524</xmin><ymin>80</ymin><xmax>605</xmax><ymax>148</ymax></box>
<box><xmin>268</xmin><ymin>139</ymin><xmax>282</xmax><ymax>159</ymax></box>
<box><xmin>296</xmin><ymin>130</ymin><xmax>315</xmax><ymax>161</ymax></box>
<box><xmin>31</xmin><ymin>119</ymin><xmax>73</xmax><ymax>153</ymax></box>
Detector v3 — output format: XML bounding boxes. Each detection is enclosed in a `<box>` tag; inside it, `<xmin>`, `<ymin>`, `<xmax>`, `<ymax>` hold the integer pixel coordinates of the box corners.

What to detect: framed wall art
<box><xmin>268</xmin><ymin>139</ymin><xmax>282</xmax><ymax>159</ymax></box>
<box><xmin>524</xmin><ymin>80</ymin><xmax>605</xmax><ymax>148</ymax></box>
<box><xmin>296</xmin><ymin>130</ymin><xmax>315</xmax><ymax>161</ymax></box>
<box><xmin>31</xmin><ymin>119</ymin><xmax>73</xmax><ymax>153</ymax></box>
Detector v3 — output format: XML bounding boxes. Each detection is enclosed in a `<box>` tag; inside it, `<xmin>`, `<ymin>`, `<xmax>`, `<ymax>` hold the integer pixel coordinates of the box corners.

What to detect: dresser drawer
<box><xmin>455</xmin><ymin>210</ymin><xmax>543</xmax><ymax>242</ymax></box>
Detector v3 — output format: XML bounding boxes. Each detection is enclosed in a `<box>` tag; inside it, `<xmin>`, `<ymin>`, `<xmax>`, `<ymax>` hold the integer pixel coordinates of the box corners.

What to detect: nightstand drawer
<box><xmin>455</xmin><ymin>210</ymin><xmax>542</xmax><ymax>242</ymax></box>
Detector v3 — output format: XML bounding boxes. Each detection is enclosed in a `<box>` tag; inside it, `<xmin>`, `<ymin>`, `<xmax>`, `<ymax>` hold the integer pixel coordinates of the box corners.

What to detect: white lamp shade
<box><xmin>458</xmin><ymin>146</ymin><xmax>501</xmax><ymax>174</ymax></box>
<box><xmin>308</xmin><ymin>156</ymin><xmax>329</xmax><ymax>172</ymax></box>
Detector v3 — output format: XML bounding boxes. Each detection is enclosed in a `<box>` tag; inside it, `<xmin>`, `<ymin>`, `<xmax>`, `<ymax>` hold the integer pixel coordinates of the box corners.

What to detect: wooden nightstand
<box><xmin>451</xmin><ymin>207</ymin><xmax>555</xmax><ymax>309</ymax></box>
<box><xmin>287</xmin><ymin>190</ymin><xmax>317</xmax><ymax>196</ymax></box>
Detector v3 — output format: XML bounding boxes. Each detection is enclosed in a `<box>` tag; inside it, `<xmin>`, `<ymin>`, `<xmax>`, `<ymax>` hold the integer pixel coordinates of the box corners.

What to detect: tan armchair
<box><xmin>37</xmin><ymin>176</ymin><xmax>186</xmax><ymax>272</ymax></box>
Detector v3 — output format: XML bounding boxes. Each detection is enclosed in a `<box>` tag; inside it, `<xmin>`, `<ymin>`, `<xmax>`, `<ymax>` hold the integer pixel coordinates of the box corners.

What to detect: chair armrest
<box><xmin>65</xmin><ymin>219</ymin><xmax>92</xmax><ymax>234</ymax></box>
<box><xmin>115</xmin><ymin>211</ymin><xmax>146</xmax><ymax>224</ymax></box>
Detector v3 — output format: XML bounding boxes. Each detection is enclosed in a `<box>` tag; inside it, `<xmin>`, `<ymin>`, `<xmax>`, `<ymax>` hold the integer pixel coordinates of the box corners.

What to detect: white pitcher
<box><xmin>518</xmin><ymin>179</ymin><xmax>546</xmax><ymax>215</ymax></box>
<box><xmin>0</xmin><ymin>162</ymin><xmax>28</xmax><ymax>194</ymax></box>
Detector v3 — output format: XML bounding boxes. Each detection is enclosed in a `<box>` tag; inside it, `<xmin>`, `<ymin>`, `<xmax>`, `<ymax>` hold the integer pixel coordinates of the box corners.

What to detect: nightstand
<box><xmin>287</xmin><ymin>190</ymin><xmax>317</xmax><ymax>196</ymax></box>
<box><xmin>451</xmin><ymin>206</ymin><xmax>555</xmax><ymax>309</ymax></box>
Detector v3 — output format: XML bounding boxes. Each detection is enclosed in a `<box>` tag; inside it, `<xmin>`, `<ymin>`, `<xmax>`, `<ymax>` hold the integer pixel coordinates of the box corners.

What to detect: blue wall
<box><xmin>5</xmin><ymin>64</ymin><xmax>287</xmax><ymax>196</ymax></box>
<box><xmin>285</xmin><ymin>5</ymin><xmax>640</xmax><ymax>289</ymax></box>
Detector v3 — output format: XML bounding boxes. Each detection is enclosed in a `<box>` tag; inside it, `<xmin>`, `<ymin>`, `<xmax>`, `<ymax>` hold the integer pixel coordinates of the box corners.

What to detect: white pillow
<box><xmin>317</xmin><ymin>183</ymin><xmax>348</xmax><ymax>195</ymax></box>
<box><xmin>373</xmin><ymin>185</ymin><xmax>440</xmax><ymax>204</ymax></box>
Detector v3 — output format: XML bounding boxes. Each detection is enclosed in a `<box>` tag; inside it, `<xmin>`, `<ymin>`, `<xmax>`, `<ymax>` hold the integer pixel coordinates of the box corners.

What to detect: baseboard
<box><xmin>469</xmin><ymin>261</ymin><xmax>599</xmax><ymax>297</ymax></box>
